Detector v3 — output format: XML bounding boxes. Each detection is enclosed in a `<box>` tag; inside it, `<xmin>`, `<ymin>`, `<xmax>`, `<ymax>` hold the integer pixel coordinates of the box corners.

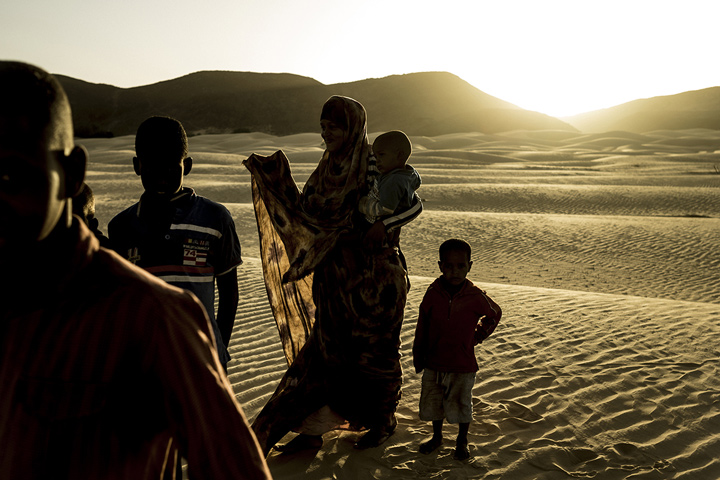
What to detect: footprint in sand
<box><xmin>498</xmin><ymin>400</ymin><xmax>543</xmax><ymax>428</ymax></box>
<box><xmin>606</xmin><ymin>443</ymin><xmax>672</xmax><ymax>473</ymax></box>
<box><xmin>525</xmin><ymin>446</ymin><xmax>603</xmax><ymax>478</ymax></box>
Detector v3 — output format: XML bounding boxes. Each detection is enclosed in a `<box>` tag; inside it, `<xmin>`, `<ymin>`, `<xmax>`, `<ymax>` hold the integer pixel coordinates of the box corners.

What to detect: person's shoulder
<box><xmin>385</xmin><ymin>167</ymin><xmax>412</xmax><ymax>178</ymax></box>
<box><xmin>422</xmin><ymin>277</ymin><xmax>445</xmax><ymax>299</ymax></box>
<box><xmin>404</xmin><ymin>163</ymin><xmax>419</xmax><ymax>174</ymax></box>
<box><xmin>92</xmin><ymin>248</ymin><xmax>203</xmax><ymax>314</ymax></box>
<box><xmin>108</xmin><ymin>202</ymin><xmax>140</xmax><ymax>227</ymax></box>
<box><xmin>385</xmin><ymin>166</ymin><xmax>420</xmax><ymax>188</ymax></box>
<box><xmin>192</xmin><ymin>195</ymin><xmax>234</xmax><ymax>218</ymax></box>
<box><xmin>458</xmin><ymin>278</ymin><xmax>480</xmax><ymax>293</ymax></box>
<box><xmin>391</xmin><ymin>164</ymin><xmax>418</xmax><ymax>176</ymax></box>
<box><xmin>462</xmin><ymin>280</ymin><xmax>495</xmax><ymax>300</ymax></box>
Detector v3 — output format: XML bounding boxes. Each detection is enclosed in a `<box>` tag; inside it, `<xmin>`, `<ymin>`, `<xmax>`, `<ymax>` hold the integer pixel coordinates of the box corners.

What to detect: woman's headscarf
<box><xmin>302</xmin><ymin>95</ymin><xmax>370</xmax><ymax>223</ymax></box>
<box><xmin>244</xmin><ymin>95</ymin><xmax>371</xmax><ymax>363</ymax></box>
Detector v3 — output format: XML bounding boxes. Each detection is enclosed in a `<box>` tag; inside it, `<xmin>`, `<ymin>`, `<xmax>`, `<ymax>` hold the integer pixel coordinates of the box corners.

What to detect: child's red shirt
<box><xmin>413</xmin><ymin>277</ymin><xmax>502</xmax><ymax>373</ymax></box>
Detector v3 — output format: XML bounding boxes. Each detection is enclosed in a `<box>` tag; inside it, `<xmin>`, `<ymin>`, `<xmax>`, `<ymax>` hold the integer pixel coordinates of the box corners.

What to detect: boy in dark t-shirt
<box><xmin>109</xmin><ymin>116</ymin><xmax>242</xmax><ymax>368</ymax></box>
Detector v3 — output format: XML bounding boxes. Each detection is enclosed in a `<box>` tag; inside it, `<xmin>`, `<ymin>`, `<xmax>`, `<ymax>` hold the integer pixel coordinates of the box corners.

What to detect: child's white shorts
<box><xmin>419</xmin><ymin>368</ymin><xmax>475</xmax><ymax>424</ymax></box>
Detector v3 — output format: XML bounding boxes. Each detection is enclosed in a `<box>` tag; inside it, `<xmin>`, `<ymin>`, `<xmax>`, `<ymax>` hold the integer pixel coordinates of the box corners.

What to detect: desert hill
<box><xmin>563</xmin><ymin>86</ymin><xmax>720</xmax><ymax>133</ymax></box>
<box><xmin>55</xmin><ymin>71</ymin><xmax>575</xmax><ymax>137</ymax></box>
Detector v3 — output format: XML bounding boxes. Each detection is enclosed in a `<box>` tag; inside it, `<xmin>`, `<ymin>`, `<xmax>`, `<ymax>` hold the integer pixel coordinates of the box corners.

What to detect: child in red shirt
<box><xmin>412</xmin><ymin>239</ymin><xmax>502</xmax><ymax>460</ymax></box>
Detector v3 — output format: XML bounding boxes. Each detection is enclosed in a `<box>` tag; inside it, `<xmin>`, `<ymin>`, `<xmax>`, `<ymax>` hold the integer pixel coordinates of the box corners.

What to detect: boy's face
<box><xmin>134</xmin><ymin>154</ymin><xmax>190</xmax><ymax>198</ymax></box>
<box><xmin>373</xmin><ymin>141</ymin><xmax>404</xmax><ymax>174</ymax></box>
<box><xmin>0</xmin><ymin>115</ymin><xmax>70</xmax><ymax>252</ymax></box>
<box><xmin>438</xmin><ymin>250</ymin><xmax>473</xmax><ymax>286</ymax></box>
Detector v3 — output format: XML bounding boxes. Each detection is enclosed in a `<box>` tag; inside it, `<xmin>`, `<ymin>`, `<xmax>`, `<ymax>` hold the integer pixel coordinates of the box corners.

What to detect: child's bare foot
<box><xmin>419</xmin><ymin>436</ymin><xmax>443</xmax><ymax>454</ymax></box>
<box><xmin>453</xmin><ymin>441</ymin><xmax>470</xmax><ymax>460</ymax></box>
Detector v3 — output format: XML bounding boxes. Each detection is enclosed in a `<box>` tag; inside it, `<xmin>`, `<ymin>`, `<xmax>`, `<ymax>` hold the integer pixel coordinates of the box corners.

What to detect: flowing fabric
<box><xmin>250</xmin><ymin>175</ymin><xmax>315</xmax><ymax>363</ymax></box>
<box><xmin>244</xmin><ymin>96</ymin><xmax>407</xmax><ymax>454</ymax></box>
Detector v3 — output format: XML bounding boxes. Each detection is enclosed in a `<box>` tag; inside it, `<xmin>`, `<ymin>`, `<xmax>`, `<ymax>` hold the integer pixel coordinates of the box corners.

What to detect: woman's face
<box><xmin>320</xmin><ymin>119</ymin><xmax>347</xmax><ymax>154</ymax></box>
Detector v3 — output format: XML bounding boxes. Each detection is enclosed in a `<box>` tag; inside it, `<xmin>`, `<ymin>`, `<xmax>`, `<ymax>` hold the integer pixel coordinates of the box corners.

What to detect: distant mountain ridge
<box><xmin>563</xmin><ymin>86</ymin><xmax>720</xmax><ymax>133</ymax></box>
<box><xmin>55</xmin><ymin>71</ymin><xmax>576</xmax><ymax>137</ymax></box>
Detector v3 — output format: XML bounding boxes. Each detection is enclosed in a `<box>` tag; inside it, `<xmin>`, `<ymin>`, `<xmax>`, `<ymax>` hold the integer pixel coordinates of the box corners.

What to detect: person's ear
<box><xmin>183</xmin><ymin>156</ymin><xmax>192</xmax><ymax>176</ymax></box>
<box><xmin>467</xmin><ymin>260</ymin><xmax>473</xmax><ymax>272</ymax></box>
<box><xmin>438</xmin><ymin>260</ymin><xmax>443</xmax><ymax>272</ymax></box>
<box><xmin>64</xmin><ymin>145</ymin><xmax>87</xmax><ymax>198</ymax></box>
<box><xmin>133</xmin><ymin>156</ymin><xmax>141</xmax><ymax>176</ymax></box>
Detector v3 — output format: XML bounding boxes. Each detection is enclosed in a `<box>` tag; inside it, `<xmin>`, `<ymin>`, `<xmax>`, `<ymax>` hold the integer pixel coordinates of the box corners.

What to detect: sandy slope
<box><xmin>82</xmin><ymin>129</ymin><xmax>720</xmax><ymax>479</ymax></box>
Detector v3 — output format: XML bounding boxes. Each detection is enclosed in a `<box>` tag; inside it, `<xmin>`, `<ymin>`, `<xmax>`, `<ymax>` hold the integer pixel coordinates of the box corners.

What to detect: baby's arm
<box><xmin>358</xmin><ymin>195</ymin><xmax>395</xmax><ymax>217</ymax></box>
<box><xmin>359</xmin><ymin>177</ymin><xmax>406</xmax><ymax>218</ymax></box>
<box><xmin>382</xmin><ymin>192</ymin><xmax>422</xmax><ymax>233</ymax></box>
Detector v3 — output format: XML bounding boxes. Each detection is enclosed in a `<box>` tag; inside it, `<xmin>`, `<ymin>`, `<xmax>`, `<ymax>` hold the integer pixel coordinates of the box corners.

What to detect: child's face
<box><xmin>373</xmin><ymin>143</ymin><xmax>404</xmax><ymax>174</ymax></box>
<box><xmin>320</xmin><ymin>119</ymin><xmax>347</xmax><ymax>154</ymax></box>
<box><xmin>135</xmin><ymin>154</ymin><xmax>189</xmax><ymax>197</ymax></box>
<box><xmin>0</xmin><ymin>115</ymin><xmax>69</xmax><ymax>252</ymax></box>
<box><xmin>438</xmin><ymin>250</ymin><xmax>473</xmax><ymax>286</ymax></box>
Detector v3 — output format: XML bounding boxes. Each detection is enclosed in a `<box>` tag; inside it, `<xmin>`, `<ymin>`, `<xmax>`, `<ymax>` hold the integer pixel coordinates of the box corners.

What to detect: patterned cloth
<box><xmin>244</xmin><ymin>96</ymin><xmax>408</xmax><ymax>454</ymax></box>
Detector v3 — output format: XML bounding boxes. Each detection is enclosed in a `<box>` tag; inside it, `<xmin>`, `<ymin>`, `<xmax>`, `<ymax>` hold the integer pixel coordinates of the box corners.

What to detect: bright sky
<box><xmin>1</xmin><ymin>0</ymin><xmax>718</xmax><ymax>117</ymax></box>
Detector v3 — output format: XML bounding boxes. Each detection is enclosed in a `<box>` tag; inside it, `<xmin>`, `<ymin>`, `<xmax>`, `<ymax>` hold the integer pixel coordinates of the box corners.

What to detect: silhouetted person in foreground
<box><xmin>0</xmin><ymin>61</ymin><xmax>270</xmax><ymax>479</ymax></box>
<box><xmin>108</xmin><ymin>116</ymin><xmax>242</xmax><ymax>370</ymax></box>
<box><xmin>72</xmin><ymin>182</ymin><xmax>110</xmax><ymax>247</ymax></box>
<box><xmin>413</xmin><ymin>239</ymin><xmax>502</xmax><ymax>461</ymax></box>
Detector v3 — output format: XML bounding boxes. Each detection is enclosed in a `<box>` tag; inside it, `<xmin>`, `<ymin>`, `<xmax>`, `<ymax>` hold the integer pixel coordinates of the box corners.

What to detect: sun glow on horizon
<box><xmin>2</xmin><ymin>0</ymin><xmax>718</xmax><ymax>118</ymax></box>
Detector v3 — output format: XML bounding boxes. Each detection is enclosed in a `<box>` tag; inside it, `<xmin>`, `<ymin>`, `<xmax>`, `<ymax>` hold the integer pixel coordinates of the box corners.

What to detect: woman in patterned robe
<box><xmin>244</xmin><ymin>96</ymin><xmax>417</xmax><ymax>455</ymax></box>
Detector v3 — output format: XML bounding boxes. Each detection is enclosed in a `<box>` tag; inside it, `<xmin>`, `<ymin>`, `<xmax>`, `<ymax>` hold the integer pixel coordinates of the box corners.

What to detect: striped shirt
<box><xmin>108</xmin><ymin>188</ymin><xmax>242</xmax><ymax>364</ymax></box>
<box><xmin>0</xmin><ymin>220</ymin><xmax>270</xmax><ymax>479</ymax></box>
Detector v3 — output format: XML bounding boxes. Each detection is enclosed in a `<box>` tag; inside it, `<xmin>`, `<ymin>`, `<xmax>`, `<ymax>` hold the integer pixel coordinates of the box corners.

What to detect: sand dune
<box><xmin>228</xmin><ymin>258</ymin><xmax>720</xmax><ymax>479</ymax></box>
<box><xmin>83</xmin><ymin>129</ymin><xmax>720</xmax><ymax>479</ymax></box>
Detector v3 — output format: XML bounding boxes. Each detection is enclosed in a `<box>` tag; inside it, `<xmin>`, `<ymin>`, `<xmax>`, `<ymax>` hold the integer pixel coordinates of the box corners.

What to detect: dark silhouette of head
<box><xmin>439</xmin><ymin>238</ymin><xmax>472</xmax><ymax>263</ymax></box>
<box><xmin>373</xmin><ymin>130</ymin><xmax>412</xmax><ymax>174</ymax></box>
<box><xmin>72</xmin><ymin>182</ymin><xmax>97</xmax><ymax>226</ymax></box>
<box><xmin>0</xmin><ymin>61</ymin><xmax>86</xmax><ymax>260</ymax></box>
<box><xmin>319</xmin><ymin>96</ymin><xmax>366</xmax><ymax>158</ymax></box>
<box><xmin>132</xmin><ymin>116</ymin><xmax>191</xmax><ymax>198</ymax></box>
<box><xmin>438</xmin><ymin>238</ymin><xmax>473</xmax><ymax>286</ymax></box>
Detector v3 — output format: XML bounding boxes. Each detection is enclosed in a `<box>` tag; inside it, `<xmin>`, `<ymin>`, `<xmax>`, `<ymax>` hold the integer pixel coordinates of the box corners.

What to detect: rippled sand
<box><xmin>83</xmin><ymin>128</ymin><xmax>720</xmax><ymax>479</ymax></box>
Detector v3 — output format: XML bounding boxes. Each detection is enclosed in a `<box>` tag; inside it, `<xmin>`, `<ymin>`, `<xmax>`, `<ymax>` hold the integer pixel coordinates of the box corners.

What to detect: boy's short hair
<box><xmin>439</xmin><ymin>239</ymin><xmax>472</xmax><ymax>262</ymax></box>
<box><xmin>0</xmin><ymin>61</ymin><xmax>73</xmax><ymax>149</ymax></box>
<box><xmin>374</xmin><ymin>130</ymin><xmax>412</xmax><ymax>162</ymax></box>
<box><xmin>135</xmin><ymin>116</ymin><xmax>188</xmax><ymax>159</ymax></box>
<box><xmin>73</xmin><ymin>183</ymin><xmax>96</xmax><ymax>219</ymax></box>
